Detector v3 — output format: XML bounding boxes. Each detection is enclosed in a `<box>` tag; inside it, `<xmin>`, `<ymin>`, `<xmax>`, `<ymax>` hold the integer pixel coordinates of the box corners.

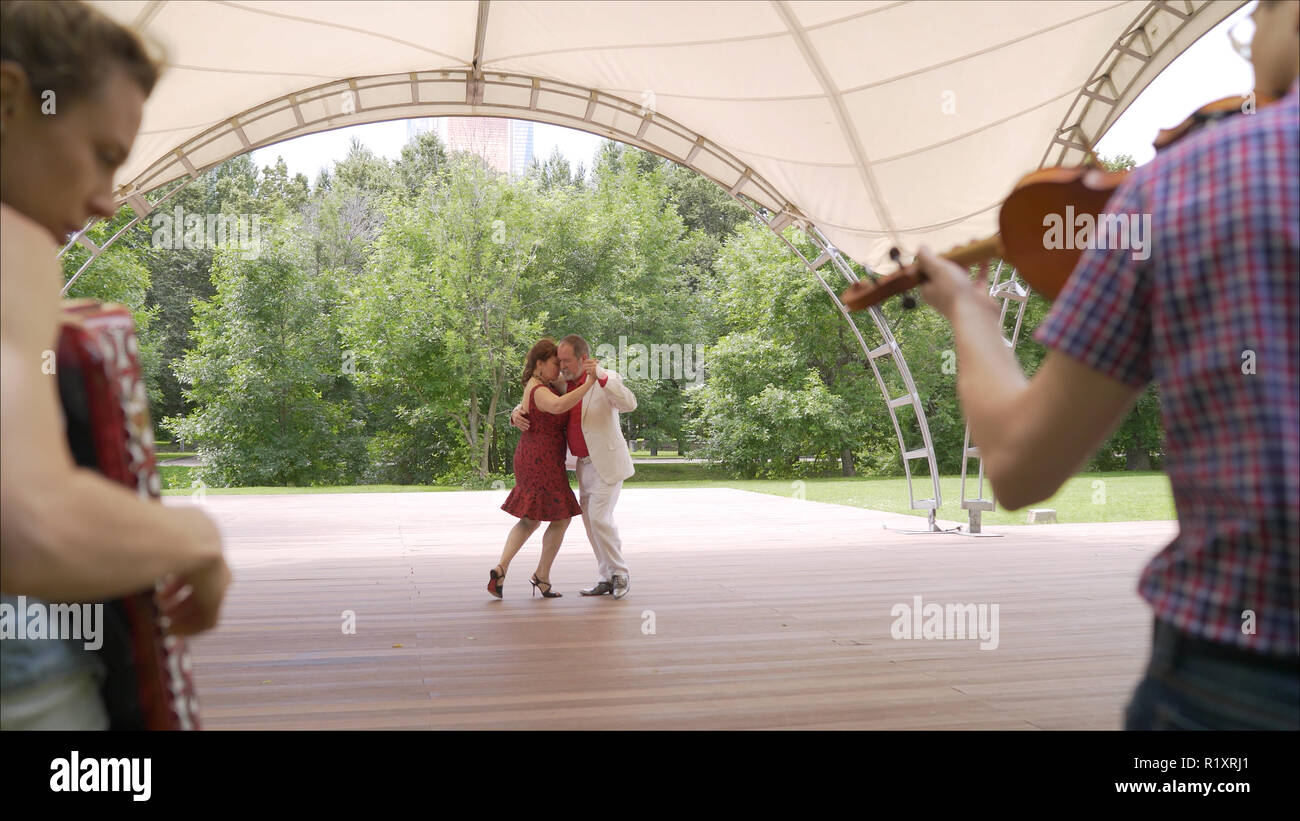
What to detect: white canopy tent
<box><xmin>91</xmin><ymin>0</ymin><xmax>1239</xmax><ymax>268</ymax></box>
<box><xmin>72</xmin><ymin>0</ymin><xmax>1242</xmax><ymax>527</ymax></box>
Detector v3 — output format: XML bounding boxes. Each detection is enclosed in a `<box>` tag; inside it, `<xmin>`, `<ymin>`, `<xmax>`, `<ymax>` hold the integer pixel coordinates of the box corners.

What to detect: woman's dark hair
<box><xmin>1</xmin><ymin>0</ymin><xmax>163</xmax><ymax>108</ymax></box>
<box><xmin>521</xmin><ymin>338</ymin><xmax>558</xmax><ymax>386</ymax></box>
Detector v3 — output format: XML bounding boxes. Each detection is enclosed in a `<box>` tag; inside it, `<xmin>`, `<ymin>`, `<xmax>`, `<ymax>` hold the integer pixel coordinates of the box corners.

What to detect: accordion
<box><xmin>56</xmin><ymin>299</ymin><xmax>201</xmax><ymax>730</ymax></box>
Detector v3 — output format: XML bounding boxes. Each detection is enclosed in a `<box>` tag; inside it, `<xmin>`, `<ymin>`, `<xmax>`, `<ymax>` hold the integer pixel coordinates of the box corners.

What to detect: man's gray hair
<box><xmin>560</xmin><ymin>334</ymin><xmax>590</xmax><ymax>359</ymax></box>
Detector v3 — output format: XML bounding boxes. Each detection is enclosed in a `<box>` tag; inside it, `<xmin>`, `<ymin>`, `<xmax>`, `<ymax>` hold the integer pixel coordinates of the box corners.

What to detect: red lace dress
<box><xmin>500</xmin><ymin>383</ymin><xmax>582</xmax><ymax>521</ymax></box>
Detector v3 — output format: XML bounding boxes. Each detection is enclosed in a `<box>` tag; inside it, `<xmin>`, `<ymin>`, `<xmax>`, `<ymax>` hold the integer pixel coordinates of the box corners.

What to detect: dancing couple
<box><xmin>488</xmin><ymin>334</ymin><xmax>637</xmax><ymax>600</ymax></box>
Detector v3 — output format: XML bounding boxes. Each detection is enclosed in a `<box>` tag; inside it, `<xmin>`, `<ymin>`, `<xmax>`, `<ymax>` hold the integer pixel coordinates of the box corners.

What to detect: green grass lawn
<box><xmin>626</xmin><ymin>469</ymin><xmax>1175</xmax><ymax>525</ymax></box>
<box><xmin>158</xmin><ymin>461</ymin><xmax>1175</xmax><ymax>523</ymax></box>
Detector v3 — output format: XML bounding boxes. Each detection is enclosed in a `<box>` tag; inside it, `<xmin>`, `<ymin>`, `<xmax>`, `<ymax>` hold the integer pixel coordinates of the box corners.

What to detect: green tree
<box><xmin>139</xmin><ymin>154</ymin><xmax>280</xmax><ymax>432</ymax></box>
<box><xmin>60</xmin><ymin>207</ymin><xmax>164</xmax><ymax>411</ymax></box>
<box><xmin>529</xmin><ymin>145</ymin><xmax>586</xmax><ymax>191</ymax></box>
<box><xmin>396</xmin><ymin>128</ymin><xmax>450</xmax><ymax>199</ymax></box>
<box><xmin>343</xmin><ymin>153</ymin><xmax>550</xmax><ymax>485</ymax></box>
<box><xmin>166</xmin><ymin>215</ymin><xmax>363</xmax><ymax>486</ymax></box>
<box><xmin>702</xmin><ymin>222</ymin><xmax>884</xmax><ymax>475</ymax></box>
<box><xmin>578</xmin><ymin>147</ymin><xmax>698</xmax><ymax>454</ymax></box>
<box><xmin>686</xmin><ymin>332</ymin><xmax>849</xmax><ymax>477</ymax></box>
<box><xmin>258</xmin><ymin>156</ymin><xmax>310</xmax><ymax>213</ymax></box>
<box><xmin>307</xmin><ymin>138</ymin><xmax>399</xmax><ymax>278</ymax></box>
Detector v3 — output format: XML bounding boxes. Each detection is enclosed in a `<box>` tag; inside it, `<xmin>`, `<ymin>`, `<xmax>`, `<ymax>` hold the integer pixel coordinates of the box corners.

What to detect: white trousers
<box><xmin>575</xmin><ymin>458</ymin><xmax>628</xmax><ymax>580</ymax></box>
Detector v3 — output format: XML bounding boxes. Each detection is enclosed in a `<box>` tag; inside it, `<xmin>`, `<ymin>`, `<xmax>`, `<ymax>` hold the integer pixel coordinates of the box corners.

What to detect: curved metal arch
<box><xmin>60</xmin><ymin>178</ymin><xmax>197</xmax><ymax>295</ymax></box>
<box><xmin>958</xmin><ymin>0</ymin><xmax>1242</xmax><ymax>532</ymax></box>
<box><xmin>744</xmin><ymin>215</ymin><xmax>943</xmax><ymax>515</ymax></box>
<box><xmin>810</xmin><ymin>227</ymin><xmax>944</xmax><ymax>515</ymax></box>
<box><xmin>61</xmin><ymin>69</ymin><xmax>944</xmax><ymax>511</ymax></box>
<box><xmin>1042</xmin><ymin>0</ymin><xmax>1245</xmax><ymax>167</ymax></box>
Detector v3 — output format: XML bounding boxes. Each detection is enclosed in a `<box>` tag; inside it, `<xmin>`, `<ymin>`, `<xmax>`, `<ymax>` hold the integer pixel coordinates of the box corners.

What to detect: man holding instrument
<box><xmin>1</xmin><ymin>0</ymin><xmax>229</xmax><ymax>729</ymax></box>
<box><xmin>910</xmin><ymin>0</ymin><xmax>1298</xmax><ymax>730</ymax></box>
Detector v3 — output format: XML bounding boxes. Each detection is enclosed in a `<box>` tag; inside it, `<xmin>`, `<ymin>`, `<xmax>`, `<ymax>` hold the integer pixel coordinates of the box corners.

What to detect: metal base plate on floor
<box><xmin>882</xmin><ymin>522</ymin><xmax>966</xmax><ymax>535</ymax></box>
<box><xmin>881</xmin><ymin>510</ymin><xmax>1005</xmax><ymax>537</ymax></box>
<box><xmin>948</xmin><ymin>527</ymin><xmax>1004</xmax><ymax>538</ymax></box>
<box><xmin>882</xmin><ymin>510</ymin><xmax>966</xmax><ymax>536</ymax></box>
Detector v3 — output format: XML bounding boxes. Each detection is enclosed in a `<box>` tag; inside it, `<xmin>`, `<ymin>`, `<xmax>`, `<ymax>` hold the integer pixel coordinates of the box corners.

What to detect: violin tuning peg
<box><xmin>889</xmin><ymin>247</ymin><xmax>903</xmax><ymax>265</ymax></box>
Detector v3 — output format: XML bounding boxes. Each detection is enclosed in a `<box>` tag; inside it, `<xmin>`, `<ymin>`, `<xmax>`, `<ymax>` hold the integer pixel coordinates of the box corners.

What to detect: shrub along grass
<box><xmin>159</xmin><ymin>461</ymin><xmax>1174</xmax><ymax>523</ymax></box>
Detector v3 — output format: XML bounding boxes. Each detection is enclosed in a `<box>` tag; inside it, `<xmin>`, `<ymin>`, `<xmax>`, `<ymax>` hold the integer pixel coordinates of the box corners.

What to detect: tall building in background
<box><xmin>434</xmin><ymin>118</ymin><xmax>533</xmax><ymax>177</ymax></box>
<box><xmin>406</xmin><ymin>118</ymin><xmax>435</xmax><ymax>144</ymax></box>
<box><xmin>510</xmin><ymin>120</ymin><xmax>534</xmax><ymax>177</ymax></box>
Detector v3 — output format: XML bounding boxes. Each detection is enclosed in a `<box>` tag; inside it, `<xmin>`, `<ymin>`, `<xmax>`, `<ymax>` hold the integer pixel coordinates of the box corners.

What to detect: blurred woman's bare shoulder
<box><xmin>1</xmin><ymin>204</ymin><xmax>59</xmax><ymax>276</ymax></box>
<box><xmin>1</xmin><ymin>203</ymin><xmax>56</xmax><ymax>247</ymax></box>
<box><xmin>0</xmin><ymin>204</ymin><xmax>62</xmax><ymax>350</ymax></box>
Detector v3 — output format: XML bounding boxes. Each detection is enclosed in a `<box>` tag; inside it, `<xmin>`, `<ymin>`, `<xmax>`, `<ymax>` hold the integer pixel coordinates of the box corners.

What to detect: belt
<box><xmin>1154</xmin><ymin>619</ymin><xmax>1300</xmax><ymax>673</ymax></box>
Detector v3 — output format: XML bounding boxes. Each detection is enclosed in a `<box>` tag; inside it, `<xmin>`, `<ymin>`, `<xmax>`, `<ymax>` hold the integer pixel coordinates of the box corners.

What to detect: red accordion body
<box><xmin>56</xmin><ymin>299</ymin><xmax>201</xmax><ymax>730</ymax></box>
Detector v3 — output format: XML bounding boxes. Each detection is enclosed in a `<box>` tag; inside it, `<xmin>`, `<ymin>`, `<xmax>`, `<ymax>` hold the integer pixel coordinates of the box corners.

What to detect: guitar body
<box><xmin>56</xmin><ymin>299</ymin><xmax>201</xmax><ymax>730</ymax></box>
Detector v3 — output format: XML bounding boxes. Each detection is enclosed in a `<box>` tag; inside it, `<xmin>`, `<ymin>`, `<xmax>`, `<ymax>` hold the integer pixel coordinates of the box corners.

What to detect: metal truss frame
<box><xmin>1044</xmin><ymin>0</ymin><xmax>1245</xmax><ymax>168</ymax></box>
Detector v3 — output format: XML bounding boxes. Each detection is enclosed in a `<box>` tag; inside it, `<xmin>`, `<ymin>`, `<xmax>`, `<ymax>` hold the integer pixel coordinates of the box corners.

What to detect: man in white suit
<box><xmin>511</xmin><ymin>334</ymin><xmax>637</xmax><ymax>598</ymax></box>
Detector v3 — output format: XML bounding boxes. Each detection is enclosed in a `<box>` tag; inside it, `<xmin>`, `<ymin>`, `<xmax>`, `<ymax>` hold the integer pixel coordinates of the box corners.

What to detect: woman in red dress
<box><xmin>489</xmin><ymin>338</ymin><xmax>597</xmax><ymax>599</ymax></box>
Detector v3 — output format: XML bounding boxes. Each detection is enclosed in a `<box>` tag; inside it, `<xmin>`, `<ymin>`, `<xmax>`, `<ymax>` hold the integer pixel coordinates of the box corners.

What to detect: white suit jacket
<box><xmin>517</xmin><ymin>369</ymin><xmax>637</xmax><ymax>485</ymax></box>
<box><xmin>564</xmin><ymin>368</ymin><xmax>637</xmax><ymax>484</ymax></box>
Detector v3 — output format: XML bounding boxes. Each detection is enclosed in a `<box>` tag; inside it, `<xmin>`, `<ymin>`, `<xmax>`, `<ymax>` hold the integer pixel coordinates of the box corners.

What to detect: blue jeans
<box><xmin>1124</xmin><ymin>619</ymin><xmax>1300</xmax><ymax>730</ymax></box>
<box><xmin>0</xmin><ymin>669</ymin><xmax>109</xmax><ymax>730</ymax></box>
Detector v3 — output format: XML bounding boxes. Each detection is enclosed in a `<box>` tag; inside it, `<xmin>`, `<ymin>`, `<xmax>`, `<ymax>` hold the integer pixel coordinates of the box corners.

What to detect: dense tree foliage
<box><xmin>59</xmin><ymin>126</ymin><xmax>1162</xmax><ymax>485</ymax></box>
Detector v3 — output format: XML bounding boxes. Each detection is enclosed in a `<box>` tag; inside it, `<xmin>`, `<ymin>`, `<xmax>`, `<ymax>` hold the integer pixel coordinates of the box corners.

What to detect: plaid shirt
<box><xmin>1034</xmin><ymin>82</ymin><xmax>1299</xmax><ymax>657</ymax></box>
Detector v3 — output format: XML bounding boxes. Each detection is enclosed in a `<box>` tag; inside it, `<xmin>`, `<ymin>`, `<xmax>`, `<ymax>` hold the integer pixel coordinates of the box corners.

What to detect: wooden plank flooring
<box><xmin>165</xmin><ymin>488</ymin><xmax>1177</xmax><ymax>730</ymax></box>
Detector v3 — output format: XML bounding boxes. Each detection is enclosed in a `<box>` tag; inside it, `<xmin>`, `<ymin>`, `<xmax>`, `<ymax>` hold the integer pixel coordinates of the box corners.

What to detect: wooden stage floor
<box><xmin>166</xmin><ymin>488</ymin><xmax>1177</xmax><ymax>730</ymax></box>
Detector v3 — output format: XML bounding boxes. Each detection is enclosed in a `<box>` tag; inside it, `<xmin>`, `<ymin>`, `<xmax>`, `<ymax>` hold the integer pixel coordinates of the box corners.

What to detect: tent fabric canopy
<box><xmin>91</xmin><ymin>0</ymin><xmax>1237</xmax><ymax>273</ymax></box>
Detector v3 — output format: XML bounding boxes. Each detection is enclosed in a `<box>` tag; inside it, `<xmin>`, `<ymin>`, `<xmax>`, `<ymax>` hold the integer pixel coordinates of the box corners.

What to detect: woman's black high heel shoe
<box><xmin>488</xmin><ymin>565</ymin><xmax>505</xmax><ymax>599</ymax></box>
<box><xmin>530</xmin><ymin>574</ymin><xmax>562</xmax><ymax>598</ymax></box>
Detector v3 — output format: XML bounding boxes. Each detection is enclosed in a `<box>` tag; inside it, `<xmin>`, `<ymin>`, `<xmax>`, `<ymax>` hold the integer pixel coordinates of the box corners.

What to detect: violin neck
<box><xmin>942</xmin><ymin>234</ymin><xmax>1002</xmax><ymax>269</ymax></box>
